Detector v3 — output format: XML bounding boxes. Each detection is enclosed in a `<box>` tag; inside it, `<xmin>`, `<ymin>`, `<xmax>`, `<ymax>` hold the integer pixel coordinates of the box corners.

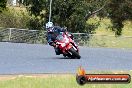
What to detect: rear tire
<box><xmin>69</xmin><ymin>48</ymin><xmax>81</xmax><ymax>59</ymax></box>
<box><xmin>63</xmin><ymin>54</ymin><xmax>67</xmax><ymax>57</ymax></box>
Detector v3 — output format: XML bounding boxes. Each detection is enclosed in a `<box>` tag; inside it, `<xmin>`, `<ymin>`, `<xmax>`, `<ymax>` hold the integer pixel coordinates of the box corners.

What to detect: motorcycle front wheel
<box><xmin>69</xmin><ymin>48</ymin><xmax>81</xmax><ymax>59</ymax></box>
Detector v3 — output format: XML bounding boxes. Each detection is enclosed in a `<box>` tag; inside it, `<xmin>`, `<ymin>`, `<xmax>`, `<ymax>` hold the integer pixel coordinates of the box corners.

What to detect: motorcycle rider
<box><xmin>46</xmin><ymin>22</ymin><xmax>67</xmax><ymax>55</ymax></box>
<box><xmin>45</xmin><ymin>22</ymin><xmax>75</xmax><ymax>55</ymax></box>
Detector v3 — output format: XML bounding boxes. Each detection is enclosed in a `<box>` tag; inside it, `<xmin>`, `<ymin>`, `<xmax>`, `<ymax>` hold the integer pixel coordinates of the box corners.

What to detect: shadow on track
<box><xmin>53</xmin><ymin>57</ymin><xmax>80</xmax><ymax>59</ymax></box>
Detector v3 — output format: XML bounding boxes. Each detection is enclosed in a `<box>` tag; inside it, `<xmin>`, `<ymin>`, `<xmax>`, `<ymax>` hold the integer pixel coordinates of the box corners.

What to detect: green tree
<box><xmin>23</xmin><ymin>0</ymin><xmax>105</xmax><ymax>33</ymax></box>
<box><xmin>7</xmin><ymin>0</ymin><xmax>12</xmax><ymax>5</ymax></box>
<box><xmin>0</xmin><ymin>0</ymin><xmax>7</xmax><ymax>12</ymax></box>
<box><xmin>97</xmin><ymin>0</ymin><xmax>132</xmax><ymax>36</ymax></box>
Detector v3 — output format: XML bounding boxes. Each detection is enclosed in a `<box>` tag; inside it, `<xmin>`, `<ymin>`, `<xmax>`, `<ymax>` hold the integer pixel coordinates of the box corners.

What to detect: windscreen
<box><xmin>56</xmin><ymin>34</ymin><xmax>64</xmax><ymax>42</ymax></box>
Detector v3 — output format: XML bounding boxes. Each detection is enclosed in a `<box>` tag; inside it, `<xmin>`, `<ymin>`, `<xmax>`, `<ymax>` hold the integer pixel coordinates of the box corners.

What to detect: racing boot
<box><xmin>54</xmin><ymin>47</ymin><xmax>60</xmax><ymax>55</ymax></box>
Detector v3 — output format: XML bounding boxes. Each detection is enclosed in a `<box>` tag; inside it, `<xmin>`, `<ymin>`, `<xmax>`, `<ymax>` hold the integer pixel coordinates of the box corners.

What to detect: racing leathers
<box><xmin>46</xmin><ymin>26</ymin><xmax>66</xmax><ymax>55</ymax></box>
<box><xmin>46</xmin><ymin>26</ymin><xmax>76</xmax><ymax>55</ymax></box>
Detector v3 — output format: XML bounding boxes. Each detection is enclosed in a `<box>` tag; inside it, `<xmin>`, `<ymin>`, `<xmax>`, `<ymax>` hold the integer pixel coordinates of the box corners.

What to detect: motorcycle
<box><xmin>54</xmin><ymin>32</ymin><xmax>81</xmax><ymax>59</ymax></box>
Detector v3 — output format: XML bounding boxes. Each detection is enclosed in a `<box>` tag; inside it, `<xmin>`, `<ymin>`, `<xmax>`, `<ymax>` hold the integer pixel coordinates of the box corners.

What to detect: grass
<box><xmin>87</xmin><ymin>17</ymin><xmax>132</xmax><ymax>36</ymax></box>
<box><xmin>0</xmin><ymin>71</ymin><xmax>131</xmax><ymax>88</ymax></box>
<box><xmin>85</xmin><ymin>17</ymin><xmax>132</xmax><ymax>48</ymax></box>
<box><xmin>86</xmin><ymin>35</ymin><xmax>132</xmax><ymax>48</ymax></box>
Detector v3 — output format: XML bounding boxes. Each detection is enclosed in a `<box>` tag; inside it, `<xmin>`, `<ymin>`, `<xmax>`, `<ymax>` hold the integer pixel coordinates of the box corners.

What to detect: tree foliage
<box><xmin>15</xmin><ymin>0</ymin><xmax>132</xmax><ymax>35</ymax></box>
<box><xmin>97</xmin><ymin>0</ymin><xmax>132</xmax><ymax>35</ymax></box>
<box><xmin>22</xmin><ymin>0</ymin><xmax>105</xmax><ymax>33</ymax></box>
<box><xmin>0</xmin><ymin>0</ymin><xmax>7</xmax><ymax>12</ymax></box>
<box><xmin>0</xmin><ymin>9</ymin><xmax>30</xmax><ymax>28</ymax></box>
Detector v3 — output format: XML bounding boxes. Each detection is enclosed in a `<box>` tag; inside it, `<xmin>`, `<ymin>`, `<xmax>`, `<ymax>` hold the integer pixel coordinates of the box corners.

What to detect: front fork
<box><xmin>70</xmin><ymin>42</ymin><xmax>79</xmax><ymax>52</ymax></box>
<box><xmin>63</xmin><ymin>43</ymin><xmax>78</xmax><ymax>56</ymax></box>
<box><xmin>61</xmin><ymin>43</ymin><xmax>72</xmax><ymax>55</ymax></box>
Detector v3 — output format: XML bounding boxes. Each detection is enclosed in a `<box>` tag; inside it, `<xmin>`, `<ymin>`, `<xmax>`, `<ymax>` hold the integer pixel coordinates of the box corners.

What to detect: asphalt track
<box><xmin>0</xmin><ymin>42</ymin><xmax>132</xmax><ymax>74</ymax></box>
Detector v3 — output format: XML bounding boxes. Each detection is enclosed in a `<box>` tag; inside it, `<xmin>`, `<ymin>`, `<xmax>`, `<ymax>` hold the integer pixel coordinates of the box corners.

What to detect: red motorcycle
<box><xmin>54</xmin><ymin>32</ymin><xmax>81</xmax><ymax>59</ymax></box>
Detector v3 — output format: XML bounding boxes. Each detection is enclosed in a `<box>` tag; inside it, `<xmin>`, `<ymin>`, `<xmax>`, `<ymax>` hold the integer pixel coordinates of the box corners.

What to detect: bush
<box><xmin>28</xmin><ymin>15</ymin><xmax>44</xmax><ymax>30</ymax></box>
<box><xmin>0</xmin><ymin>7</ymin><xmax>30</xmax><ymax>28</ymax></box>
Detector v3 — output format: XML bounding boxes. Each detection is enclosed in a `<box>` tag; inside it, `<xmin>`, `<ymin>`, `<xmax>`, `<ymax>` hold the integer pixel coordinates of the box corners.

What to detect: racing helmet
<box><xmin>46</xmin><ymin>22</ymin><xmax>54</xmax><ymax>32</ymax></box>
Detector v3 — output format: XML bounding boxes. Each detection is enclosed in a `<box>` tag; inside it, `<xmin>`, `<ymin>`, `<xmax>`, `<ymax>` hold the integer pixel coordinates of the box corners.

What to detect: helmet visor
<box><xmin>47</xmin><ymin>27</ymin><xmax>53</xmax><ymax>32</ymax></box>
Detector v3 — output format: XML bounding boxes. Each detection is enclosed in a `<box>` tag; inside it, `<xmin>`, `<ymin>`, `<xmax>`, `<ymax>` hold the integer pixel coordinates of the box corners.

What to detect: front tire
<box><xmin>69</xmin><ymin>48</ymin><xmax>81</xmax><ymax>59</ymax></box>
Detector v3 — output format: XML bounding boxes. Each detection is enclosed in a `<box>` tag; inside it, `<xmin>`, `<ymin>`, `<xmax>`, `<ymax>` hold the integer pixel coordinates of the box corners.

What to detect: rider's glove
<box><xmin>49</xmin><ymin>42</ymin><xmax>56</xmax><ymax>47</ymax></box>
